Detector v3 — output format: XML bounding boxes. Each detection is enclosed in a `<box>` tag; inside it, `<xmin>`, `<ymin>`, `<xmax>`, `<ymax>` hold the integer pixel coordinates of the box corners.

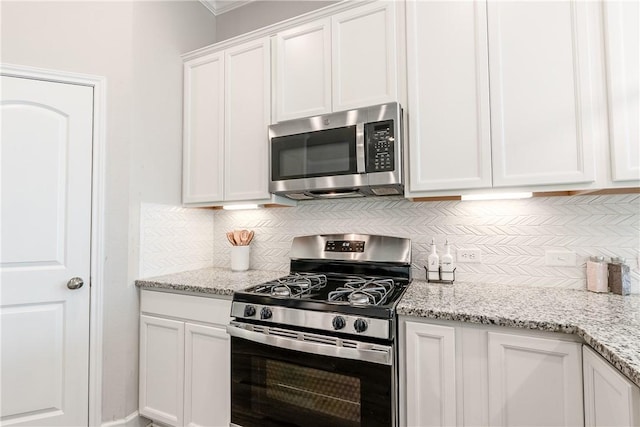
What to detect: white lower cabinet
<box><xmin>487</xmin><ymin>332</ymin><xmax>583</xmax><ymax>426</ymax></box>
<box><xmin>140</xmin><ymin>315</ymin><xmax>185</xmax><ymax>426</ymax></box>
<box><xmin>403</xmin><ymin>321</ymin><xmax>457</xmax><ymax>427</ymax></box>
<box><xmin>139</xmin><ymin>290</ymin><xmax>231</xmax><ymax>427</ymax></box>
<box><xmin>583</xmin><ymin>345</ymin><xmax>640</xmax><ymax>426</ymax></box>
<box><xmin>401</xmin><ymin>318</ymin><xmax>586</xmax><ymax>427</ymax></box>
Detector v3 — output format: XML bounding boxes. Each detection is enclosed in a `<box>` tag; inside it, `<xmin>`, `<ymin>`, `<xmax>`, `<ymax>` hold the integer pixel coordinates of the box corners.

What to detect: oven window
<box><xmin>231</xmin><ymin>337</ymin><xmax>393</xmax><ymax>427</ymax></box>
<box><xmin>265</xmin><ymin>360</ymin><xmax>361</xmax><ymax>423</ymax></box>
<box><xmin>271</xmin><ymin>126</ymin><xmax>357</xmax><ymax>180</ymax></box>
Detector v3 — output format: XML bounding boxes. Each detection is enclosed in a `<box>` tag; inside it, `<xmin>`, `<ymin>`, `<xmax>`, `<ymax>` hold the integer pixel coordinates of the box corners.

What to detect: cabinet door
<box><xmin>183</xmin><ymin>53</ymin><xmax>225</xmax><ymax>204</ymax></box>
<box><xmin>274</xmin><ymin>19</ymin><xmax>332</xmax><ymax>122</ymax></box>
<box><xmin>406</xmin><ymin>0</ymin><xmax>492</xmax><ymax>193</ymax></box>
<box><xmin>488</xmin><ymin>1</ymin><xmax>598</xmax><ymax>187</ymax></box>
<box><xmin>332</xmin><ymin>1</ymin><xmax>398</xmax><ymax>112</ymax></box>
<box><xmin>139</xmin><ymin>315</ymin><xmax>185</xmax><ymax>427</ymax></box>
<box><xmin>404</xmin><ymin>321</ymin><xmax>456</xmax><ymax>427</ymax></box>
<box><xmin>184</xmin><ymin>323</ymin><xmax>230</xmax><ymax>427</ymax></box>
<box><xmin>603</xmin><ymin>1</ymin><xmax>640</xmax><ymax>182</ymax></box>
<box><xmin>487</xmin><ymin>332</ymin><xmax>583</xmax><ymax>426</ymax></box>
<box><xmin>583</xmin><ymin>346</ymin><xmax>640</xmax><ymax>427</ymax></box>
<box><xmin>224</xmin><ymin>38</ymin><xmax>271</xmax><ymax>201</ymax></box>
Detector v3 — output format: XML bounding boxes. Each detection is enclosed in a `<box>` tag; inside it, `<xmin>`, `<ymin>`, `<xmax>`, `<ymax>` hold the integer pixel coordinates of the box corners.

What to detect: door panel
<box><xmin>332</xmin><ymin>2</ymin><xmax>397</xmax><ymax>111</ymax></box>
<box><xmin>183</xmin><ymin>53</ymin><xmax>225</xmax><ymax>204</ymax></box>
<box><xmin>487</xmin><ymin>332</ymin><xmax>583</xmax><ymax>426</ymax></box>
<box><xmin>488</xmin><ymin>1</ymin><xmax>597</xmax><ymax>186</ymax></box>
<box><xmin>1</xmin><ymin>303</ymin><xmax>64</xmax><ymax>419</ymax></box>
<box><xmin>224</xmin><ymin>38</ymin><xmax>271</xmax><ymax>201</ymax></box>
<box><xmin>1</xmin><ymin>75</ymin><xmax>93</xmax><ymax>426</ymax></box>
<box><xmin>406</xmin><ymin>0</ymin><xmax>492</xmax><ymax>192</ymax></box>
<box><xmin>275</xmin><ymin>19</ymin><xmax>332</xmax><ymax>121</ymax></box>
<box><xmin>184</xmin><ymin>323</ymin><xmax>230</xmax><ymax>427</ymax></box>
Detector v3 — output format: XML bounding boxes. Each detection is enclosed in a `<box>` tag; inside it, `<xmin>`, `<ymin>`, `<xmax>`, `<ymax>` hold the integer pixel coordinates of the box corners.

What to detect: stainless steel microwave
<box><xmin>269</xmin><ymin>102</ymin><xmax>403</xmax><ymax>200</ymax></box>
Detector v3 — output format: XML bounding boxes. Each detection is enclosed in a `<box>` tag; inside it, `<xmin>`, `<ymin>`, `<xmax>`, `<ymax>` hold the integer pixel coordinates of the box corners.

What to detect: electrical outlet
<box><xmin>545</xmin><ymin>250</ymin><xmax>577</xmax><ymax>267</ymax></box>
<box><xmin>457</xmin><ymin>248</ymin><xmax>481</xmax><ymax>263</ymax></box>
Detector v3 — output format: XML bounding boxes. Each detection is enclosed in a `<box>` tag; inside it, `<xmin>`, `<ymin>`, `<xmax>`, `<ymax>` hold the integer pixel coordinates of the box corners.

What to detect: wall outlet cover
<box><xmin>545</xmin><ymin>250</ymin><xmax>577</xmax><ymax>267</ymax></box>
<box><xmin>457</xmin><ymin>248</ymin><xmax>481</xmax><ymax>263</ymax></box>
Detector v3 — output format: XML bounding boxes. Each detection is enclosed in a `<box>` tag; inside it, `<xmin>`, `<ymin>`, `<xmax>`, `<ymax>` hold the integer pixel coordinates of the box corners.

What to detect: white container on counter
<box><xmin>586</xmin><ymin>256</ymin><xmax>608</xmax><ymax>293</ymax></box>
<box><xmin>231</xmin><ymin>245</ymin><xmax>251</xmax><ymax>271</ymax></box>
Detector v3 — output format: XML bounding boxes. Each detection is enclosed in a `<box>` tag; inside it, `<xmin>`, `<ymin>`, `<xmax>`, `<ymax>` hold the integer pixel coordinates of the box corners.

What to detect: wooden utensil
<box><xmin>226</xmin><ymin>231</ymin><xmax>236</xmax><ymax>246</ymax></box>
<box><xmin>233</xmin><ymin>229</ymin><xmax>242</xmax><ymax>246</ymax></box>
<box><xmin>240</xmin><ymin>229</ymin><xmax>250</xmax><ymax>246</ymax></box>
<box><xmin>247</xmin><ymin>230</ymin><xmax>255</xmax><ymax>245</ymax></box>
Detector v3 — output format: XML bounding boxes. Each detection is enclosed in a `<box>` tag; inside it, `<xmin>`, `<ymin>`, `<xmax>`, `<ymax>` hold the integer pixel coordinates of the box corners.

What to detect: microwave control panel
<box><xmin>365</xmin><ymin>120</ymin><xmax>395</xmax><ymax>172</ymax></box>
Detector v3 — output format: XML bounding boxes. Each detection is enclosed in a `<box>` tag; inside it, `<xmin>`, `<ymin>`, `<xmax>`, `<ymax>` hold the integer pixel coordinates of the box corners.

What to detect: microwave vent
<box><xmin>285</xmin><ymin>193</ymin><xmax>314</xmax><ymax>200</ymax></box>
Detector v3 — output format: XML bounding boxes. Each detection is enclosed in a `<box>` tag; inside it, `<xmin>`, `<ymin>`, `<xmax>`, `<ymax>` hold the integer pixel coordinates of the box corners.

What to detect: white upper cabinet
<box><xmin>225</xmin><ymin>38</ymin><xmax>271</xmax><ymax>202</ymax></box>
<box><xmin>603</xmin><ymin>0</ymin><xmax>640</xmax><ymax>183</ymax></box>
<box><xmin>331</xmin><ymin>1</ymin><xmax>398</xmax><ymax>112</ymax></box>
<box><xmin>488</xmin><ymin>0</ymin><xmax>598</xmax><ymax>187</ymax></box>
<box><xmin>406</xmin><ymin>0</ymin><xmax>492</xmax><ymax>192</ymax></box>
<box><xmin>183</xmin><ymin>52</ymin><xmax>225</xmax><ymax>204</ymax></box>
<box><xmin>273</xmin><ymin>1</ymin><xmax>400</xmax><ymax>122</ymax></box>
<box><xmin>274</xmin><ymin>19</ymin><xmax>332</xmax><ymax>122</ymax></box>
<box><xmin>183</xmin><ymin>38</ymin><xmax>294</xmax><ymax>207</ymax></box>
<box><xmin>405</xmin><ymin>0</ymin><xmax>635</xmax><ymax>197</ymax></box>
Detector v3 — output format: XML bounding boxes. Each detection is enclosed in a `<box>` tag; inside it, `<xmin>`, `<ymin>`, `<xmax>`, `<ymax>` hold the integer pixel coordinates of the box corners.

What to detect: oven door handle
<box><xmin>227</xmin><ymin>322</ymin><xmax>393</xmax><ymax>366</ymax></box>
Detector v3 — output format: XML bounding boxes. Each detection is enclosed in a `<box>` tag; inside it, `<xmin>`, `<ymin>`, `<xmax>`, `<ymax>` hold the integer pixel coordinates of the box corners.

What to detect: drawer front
<box><xmin>141</xmin><ymin>290</ymin><xmax>232</xmax><ymax>325</ymax></box>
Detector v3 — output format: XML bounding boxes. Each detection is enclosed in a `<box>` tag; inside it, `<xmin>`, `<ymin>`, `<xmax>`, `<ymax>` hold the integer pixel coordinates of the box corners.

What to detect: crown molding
<box><xmin>184</xmin><ymin>0</ymin><xmax>373</xmax><ymax>60</ymax></box>
<box><xmin>199</xmin><ymin>0</ymin><xmax>255</xmax><ymax>16</ymax></box>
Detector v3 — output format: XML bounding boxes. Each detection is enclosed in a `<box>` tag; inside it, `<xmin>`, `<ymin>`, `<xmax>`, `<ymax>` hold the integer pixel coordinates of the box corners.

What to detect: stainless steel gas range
<box><xmin>227</xmin><ymin>233</ymin><xmax>411</xmax><ymax>427</ymax></box>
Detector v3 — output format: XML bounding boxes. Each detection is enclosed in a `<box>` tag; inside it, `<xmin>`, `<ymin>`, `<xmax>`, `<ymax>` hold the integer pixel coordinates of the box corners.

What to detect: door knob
<box><xmin>67</xmin><ymin>277</ymin><xmax>84</xmax><ymax>290</ymax></box>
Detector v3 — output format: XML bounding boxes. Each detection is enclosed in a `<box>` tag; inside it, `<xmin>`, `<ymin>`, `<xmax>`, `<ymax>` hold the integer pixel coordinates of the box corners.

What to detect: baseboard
<box><xmin>101</xmin><ymin>411</ymin><xmax>151</xmax><ymax>427</ymax></box>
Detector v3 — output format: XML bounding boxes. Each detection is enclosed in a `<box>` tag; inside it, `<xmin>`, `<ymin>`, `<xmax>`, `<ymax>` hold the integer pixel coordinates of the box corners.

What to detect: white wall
<box><xmin>215</xmin><ymin>0</ymin><xmax>338</xmax><ymax>40</ymax></box>
<box><xmin>0</xmin><ymin>1</ymin><xmax>216</xmax><ymax>424</ymax></box>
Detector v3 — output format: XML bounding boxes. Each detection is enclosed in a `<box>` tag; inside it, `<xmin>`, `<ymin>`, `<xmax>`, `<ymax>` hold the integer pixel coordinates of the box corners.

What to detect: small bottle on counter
<box><xmin>586</xmin><ymin>256</ymin><xmax>608</xmax><ymax>293</ymax></box>
<box><xmin>608</xmin><ymin>257</ymin><xmax>631</xmax><ymax>295</ymax></box>
<box><xmin>440</xmin><ymin>240</ymin><xmax>455</xmax><ymax>282</ymax></box>
<box><xmin>427</xmin><ymin>238</ymin><xmax>440</xmax><ymax>281</ymax></box>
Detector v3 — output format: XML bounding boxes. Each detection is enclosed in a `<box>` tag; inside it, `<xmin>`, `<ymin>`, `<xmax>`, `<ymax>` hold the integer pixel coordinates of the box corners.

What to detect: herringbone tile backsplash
<box><xmin>140</xmin><ymin>195</ymin><xmax>639</xmax><ymax>293</ymax></box>
<box><xmin>213</xmin><ymin>194</ymin><xmax>640</xmax><ymax>293</ymax></box>
<box><xmin>139</xmin><ymin>203</ymin><xmax>213</xmax><ymax>277</ymax></box>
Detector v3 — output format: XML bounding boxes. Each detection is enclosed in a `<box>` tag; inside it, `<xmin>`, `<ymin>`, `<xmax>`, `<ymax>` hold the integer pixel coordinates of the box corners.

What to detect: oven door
<box><xmin>228</xmin><ymin>322</ymin><xmax>395</xmax><ymax>427</ymax></box>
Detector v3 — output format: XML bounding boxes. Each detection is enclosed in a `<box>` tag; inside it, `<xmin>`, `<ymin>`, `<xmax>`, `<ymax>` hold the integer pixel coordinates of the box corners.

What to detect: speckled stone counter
<box><xmin>397</xmin><ymin>280</ymin><xmax>640</xmax><ymax>388</ymax></box>
<box><xmin>135</xmin><ymin>267</ymin><xmax>286</xmax><ymax>296</ymax></box>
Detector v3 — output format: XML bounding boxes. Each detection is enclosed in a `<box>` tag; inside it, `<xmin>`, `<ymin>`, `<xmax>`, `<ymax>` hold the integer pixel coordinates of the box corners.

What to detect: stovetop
<box><xmin>234</xmin><ymin>271</ymin><xmax>410</xmax><ymax>318</ymax></box>
<box><xmin>231</xmin><ymin>234</ymin><xmax>412</xmax><ymax>341</ymax></box>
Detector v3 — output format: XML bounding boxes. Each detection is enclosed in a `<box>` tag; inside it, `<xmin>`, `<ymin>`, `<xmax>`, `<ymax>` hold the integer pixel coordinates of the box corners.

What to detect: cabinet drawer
<box><xmin>141</xmin><ymin>290</ymin><xmax>231</xmax><ymax>325</ymax></box>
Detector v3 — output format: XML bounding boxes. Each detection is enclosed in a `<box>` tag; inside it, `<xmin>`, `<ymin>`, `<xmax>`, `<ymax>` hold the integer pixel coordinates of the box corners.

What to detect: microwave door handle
<box><xmin>356</xmin><ymin>122</ymin><xmax>366</xmax><ymax>173</ymax></box>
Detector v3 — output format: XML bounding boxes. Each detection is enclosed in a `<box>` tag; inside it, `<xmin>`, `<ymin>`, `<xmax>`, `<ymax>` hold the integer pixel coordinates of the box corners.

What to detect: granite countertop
<box><xmin>135</xmin><ymin>267</ymin><xmax>286</xmax><ymax>296</ymax></box>
<box><xmin>136</xmin><ymin>268</ymin><xmax>640</xmax><ymax>388</ymax></box>
<box><xmin>398</xmin><ymin>280</ymin><xmax>640</xmax><ymax>388</ymax></box>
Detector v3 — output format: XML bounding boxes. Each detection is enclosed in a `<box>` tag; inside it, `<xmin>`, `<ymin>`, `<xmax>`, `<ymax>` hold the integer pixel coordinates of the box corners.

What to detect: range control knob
<box><xmin>260</xmin><ymin>307</ymin><xmax>273</xmax><ymax>320</ymax></box>
<box><xmin>332</xmin><ymin>316</ymin><xmax>346</xmax><ymax>330</ymax></box>
<box><xmin>243</xmin><ymin>305</ymin><xmax>256</xmax><ymax>317</ymax></box>
<box><xmin>354</xmin><ymin>318</ymin><xmax>368</xmax><ymax>333</ymax></box>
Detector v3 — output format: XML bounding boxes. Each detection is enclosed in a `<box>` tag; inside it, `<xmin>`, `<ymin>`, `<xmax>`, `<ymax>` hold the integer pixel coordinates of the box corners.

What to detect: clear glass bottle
<box><xmin>586</xmin><ymin>256</ymin><xmax>608</xmax><ymax>293</ymax></box>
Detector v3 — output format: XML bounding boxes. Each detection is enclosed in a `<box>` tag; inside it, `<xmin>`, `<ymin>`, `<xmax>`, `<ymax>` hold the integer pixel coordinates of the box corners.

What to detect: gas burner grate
<box><xmin>327</xmin><ymin>277</ymin><xmax>395</xmax><ymax>306</ymax></box>
<box><xmin>253</xmin><ymin>273</ymin><xmax>327</xmax><ymax>298</ymax></box>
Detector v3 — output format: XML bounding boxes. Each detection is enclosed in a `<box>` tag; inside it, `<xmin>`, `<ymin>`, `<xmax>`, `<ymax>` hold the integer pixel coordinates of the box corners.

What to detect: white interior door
<box><xmin>1</xmin><ymin>75</ymin><xmax>93</xmax><ymax>426</ymax></box>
